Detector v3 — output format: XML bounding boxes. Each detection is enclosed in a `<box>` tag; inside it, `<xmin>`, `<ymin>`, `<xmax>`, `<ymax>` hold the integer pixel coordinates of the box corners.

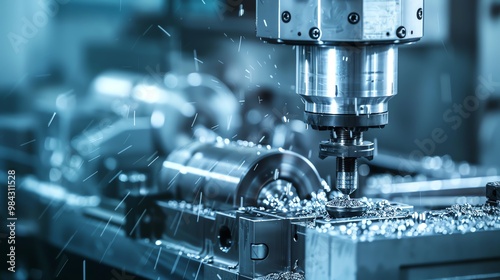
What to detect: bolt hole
<box><xmin>281</xmin><ymin>11</ymin><xmax>291</xmax><ymax>23</ymax></box>
<box><xmin>309</xmin><ymin>27</ymin><xmax>321</xmax><ymax>39</ymax></box>
<box><xmin>411</xmin><ymin>30</ymin><xmax>414</xmax><ymax>35</ymax></box>
<box><xmin>218</xmin><ymin>226</ymin><xmax>232</xmax><ymax>252</ymax></box>
<box><xmin>417</xmin><ymin>8</ymin><xmax>423</xmax><ymax>20</ymax></box>
<box><xmin>396</xmin><ymin>26</ymin><xmax>407</xmax><ymax>38</ymax></box>
<box><xmin>386</xmin><ymin>32</ymin><xmax>390</xmax><ymax>36</ymax></box>
<box><xmin>298</xmin><ymin>32</ymin><xmax>302</xmax><ymax>36</ymax></box>
<box><xmin>348</xmin><ymin>12</ymin><xmax>360</xmax><ymax>24</ymax></box>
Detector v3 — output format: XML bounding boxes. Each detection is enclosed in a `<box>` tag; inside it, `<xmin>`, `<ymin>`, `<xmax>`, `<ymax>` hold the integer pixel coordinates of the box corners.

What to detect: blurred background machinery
<box><xmin>1</xmin><ymin>0</ymin><xmax>500</xmax><ymax>279</ymax></box>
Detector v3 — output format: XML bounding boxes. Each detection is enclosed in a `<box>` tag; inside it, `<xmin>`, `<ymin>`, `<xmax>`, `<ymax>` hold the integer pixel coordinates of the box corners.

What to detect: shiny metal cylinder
<box><xmin>297</xmin><ymin>45</ymin><xmax>397</xmax><ymax>128</ymax></box>
<box><xmin>336</xmin><ymin>157</ymin><xmax>358</xmax><ymax>195</ymax></box>
<box><xmin>159</xmin><ymin>140</ymin><xmax>323</xmax><ymax>209</ymax></box>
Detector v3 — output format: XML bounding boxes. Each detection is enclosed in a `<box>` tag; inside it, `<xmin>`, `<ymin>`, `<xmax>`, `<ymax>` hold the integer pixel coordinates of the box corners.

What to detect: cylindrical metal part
<box><xmin>325</xmin><ymin>197</ymin><xmax>367</xmax><ymax>218</ymax></box>
<box><xmin>158</xmin><ymin>140</ymin><xmax>323</xmax><ymax>209</ymax></box>
<box><xmin>297</xmin><ymin>45</ymin><xmax>397</xmax><ymax>128</ymax></box>
<box><xmin>336</xmin><ymin>157</ymin><xmax>358</xmax><ymax>195</ymax></box>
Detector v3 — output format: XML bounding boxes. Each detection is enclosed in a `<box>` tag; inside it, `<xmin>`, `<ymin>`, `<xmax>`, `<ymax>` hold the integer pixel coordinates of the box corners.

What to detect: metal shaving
<box><xmin>317</xmin><ymin>204</ymin><xmax>500</xmax><ymax>240</ymax></box>
<box><xmin>326</xmin><ymin>196</ymin><xmax>366</xmax><ymax>208</ymax></box>
<box><xmin>257</xmin><ymin>272</ymin><xmax>305</xmax><ymax>280</ymax></box>
<box><xmin>361</xmin><ymin>199</ymin><xmax>411</xmax><ymax>218</ymax></box>
<box><xmin>261</xmin><ymin>190</ymin><xmax>329</xmax><ymax>217</ymax></box>
<box><xmin>262</xmin><ymin>191</ymin><xmax>407</xmax><ymax>219</ymax></box>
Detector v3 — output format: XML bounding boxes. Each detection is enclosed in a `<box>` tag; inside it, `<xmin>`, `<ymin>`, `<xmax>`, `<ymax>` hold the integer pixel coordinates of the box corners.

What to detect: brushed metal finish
<box><xmin>297</xmin><ymin>45</ymin><xmax>398</xmax><ymax>116</ymax></box>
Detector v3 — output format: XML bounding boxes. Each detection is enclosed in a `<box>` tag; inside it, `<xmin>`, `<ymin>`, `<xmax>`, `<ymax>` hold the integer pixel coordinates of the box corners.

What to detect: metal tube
<box><xmin>297</xmin><ymin>45</ymin><xmax>398</xmax><ymax>120</ymax></box>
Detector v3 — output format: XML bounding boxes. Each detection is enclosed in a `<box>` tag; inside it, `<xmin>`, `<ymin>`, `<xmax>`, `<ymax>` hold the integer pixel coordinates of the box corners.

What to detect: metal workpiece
<box><xmin>234</xmin><ymin>208</ymin><xmax>320</xmax><ymax>278</ymax></box>
<box><xmin>256</xmin><ymin>0</ymin><xmax>424</xmax><ymax>44</ymax></box>
<box><xmin>158</xmin><ymin>139</ymin><xmax>323</xmax><ymax>209</ymax></box>
<box><xmin>326</xmin><ymin>196</ymin><xmax>367</xmax><ymax>219</ymax></box>
<box><xmin>123</xmin><ymin>195</ymin><xmax>321</xmax><ymax>279</ymax></box>
<box><xmin>324</xmin><ymin>197</ymin><xmax>411</xmax><ymax>219</ymax></box>
<box><xmin>306</xmin><ymin>204</ymin><xmax>500</xmax><ymax>279</ymax></box>
<box><xmin>297</xmin><ymin>44</ymin><xmax>398</xmax><ymax>128</ymax></box>
<box><xmin>239</xmin><ymin>214</ymin><xmax>295</xmax><ymax>278</ymax></box>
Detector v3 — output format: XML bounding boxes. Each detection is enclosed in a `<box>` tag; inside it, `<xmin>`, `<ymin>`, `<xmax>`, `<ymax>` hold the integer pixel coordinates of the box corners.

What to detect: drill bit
<box><xmin>336</xmin><ymin>157</ymin><xmax>358</xmax><ymax>197</ymax></box>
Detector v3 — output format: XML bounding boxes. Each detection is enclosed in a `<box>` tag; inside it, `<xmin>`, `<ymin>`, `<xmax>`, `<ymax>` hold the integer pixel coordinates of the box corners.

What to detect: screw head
<box><xmin>282</xmin><ymin>11</ymin><xmax>291</xmax><ymax>23</ymax></box>
<box><xmin>348</xmin><ymin>13</ymin><xmax>360</xmax><ymax>24</ymax></box>
<box><xmin>417</xmin><ymin>8</ymin><xmax>423</xmax><ymax>20</ymax></box>
<box><xmin>309</xmin><ymin>27</ymin><xmax>321</xmax><ymax>39</ymax></box>
<box><xmin>396</xmin><ymin>26</ymin><xmax>406</xmax><ymax>38</ymax></box>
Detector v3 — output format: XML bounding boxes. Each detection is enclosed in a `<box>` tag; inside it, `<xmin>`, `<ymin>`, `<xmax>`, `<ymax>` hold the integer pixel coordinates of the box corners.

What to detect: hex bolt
<box><xmin>309</xmin><ymin>27</ymin><xmax>321</xmax><ymax>39</ymax></box>
<box><xmin>396</xmin><ymin>26</ymin><xmax>406</xmax><ymax>38</ymax></box>
<box><xmin>417</xmin><ymin>8</ymin><xmax>423</xmax><ymax>20</ymax></box>
<box><xmin>348</xmin><ymin>12</ymin><xmax>360</xmax><ymax>24</ymax></box>
<box><xmin>282</xmin><ymin>11</ymin><xmax>291</xmax><ymax>23</ymax></box>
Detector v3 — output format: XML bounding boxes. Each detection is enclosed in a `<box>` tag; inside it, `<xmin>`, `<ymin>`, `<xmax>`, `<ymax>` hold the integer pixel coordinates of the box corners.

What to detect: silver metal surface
<box><xmin>336</xmin><ymin>173</ymin><xmax>357</xmax><ymax>196</ymax></box>
<box><xmin>297</xmin><ymin>45</ymin><xmax>397</xmax><ymax>121</ymax></box>
<box><xmin>159</xmin><ymin>139</ymin><xmax>323</xmax><ymax>209</ymax></box>
<box><xmin>256</xmin><ymin>0</ymin><xmax>424</xmax><ymax>44</ymax></box>
<box><xmin>306</xmin><ymin>204</ymin><xmax>500</xmax><ymax>279</ymax></box>
<box><xmin>321</xmin><ymin>129</ymin><xmax>373</xmax><ymax>195</ymax></box>
<box><xmin>325</xmin><ymin>197</ymin><xmax>367</xmax><ymax>218</ymax></box>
